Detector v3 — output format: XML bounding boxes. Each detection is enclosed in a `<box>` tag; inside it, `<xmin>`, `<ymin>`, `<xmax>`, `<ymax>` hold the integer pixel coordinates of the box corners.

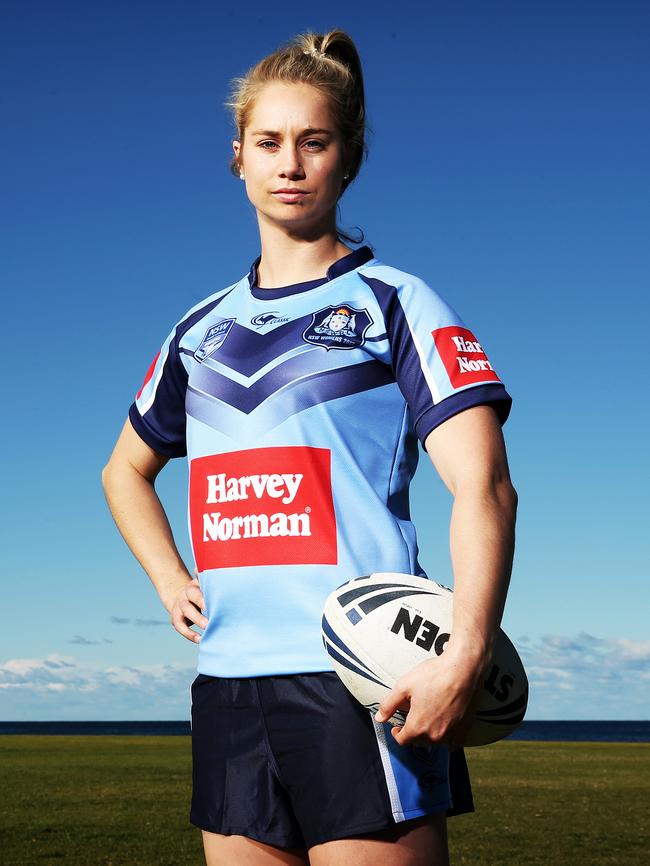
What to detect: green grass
<box><xmin>0</xmin><ymin>736</ymin><xmax>199</xmax><ymax>866</ymax></box>
<box><xmin>456</xmin><ymin>740</ymin><xmax>649</xmax><ymax>865</ymax></box>
<box><xmin>0</xmin><ymin>736</ymin><xmax>647</xmax><ymax>865</ymax></box>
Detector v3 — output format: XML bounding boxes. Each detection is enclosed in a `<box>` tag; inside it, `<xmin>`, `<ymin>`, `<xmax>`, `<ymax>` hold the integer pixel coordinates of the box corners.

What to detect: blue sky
<box><xmin>2</xmin><ymin>1</ymin><xmax>649</xmax><ymax>720</ymax></box>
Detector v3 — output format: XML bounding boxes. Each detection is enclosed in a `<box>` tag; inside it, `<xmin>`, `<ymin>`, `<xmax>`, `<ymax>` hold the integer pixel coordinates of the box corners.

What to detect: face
<box><xmin>233</xmin><ymin>82</ymin><xmax>347</xmax><ymax>235</ymax></box>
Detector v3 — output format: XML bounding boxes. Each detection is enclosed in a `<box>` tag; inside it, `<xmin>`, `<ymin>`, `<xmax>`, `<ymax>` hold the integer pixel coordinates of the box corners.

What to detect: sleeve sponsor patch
<box><xmin>432</xmin><ymin>326</ymin><xmax>501</xmax><ymax>389</ymax></box>
<box><xmin>189</xmin><ymin>445</ymin><xmax>338</xmax><ymax>571</ymax></box>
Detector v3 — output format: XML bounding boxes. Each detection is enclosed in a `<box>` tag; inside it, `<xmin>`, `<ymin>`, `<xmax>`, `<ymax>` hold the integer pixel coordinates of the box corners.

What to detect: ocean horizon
<box><xmin>1</xmin><ymin>720</ymin><xmax>648</xmax><ymax>742</ymax></box>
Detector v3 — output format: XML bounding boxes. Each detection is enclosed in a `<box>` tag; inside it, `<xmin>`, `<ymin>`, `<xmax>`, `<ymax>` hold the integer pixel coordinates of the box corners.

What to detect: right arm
<box><xmin>101</xmin><ymin>417</ymin><xmax>207</xmax><ymax>643</ymax></box>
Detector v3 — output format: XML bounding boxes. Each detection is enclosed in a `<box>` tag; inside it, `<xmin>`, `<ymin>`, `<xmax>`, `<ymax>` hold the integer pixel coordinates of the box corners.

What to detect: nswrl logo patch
<box><xmin>302</xmin><ymin>304</ymin><xmax>373</xmax><ymax>350</ymax></box>
<box><xmin>194</xmin><ymin>318</ymin><xmax>236</xmax><ymax>362</ymax></box>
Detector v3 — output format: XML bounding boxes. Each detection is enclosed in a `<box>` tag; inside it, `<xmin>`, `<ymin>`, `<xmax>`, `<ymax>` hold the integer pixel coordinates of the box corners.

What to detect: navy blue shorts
<box><xmin>189</xmin><ymin>671</ymin><xmax>474</xmax><ymax>849</ymax></box>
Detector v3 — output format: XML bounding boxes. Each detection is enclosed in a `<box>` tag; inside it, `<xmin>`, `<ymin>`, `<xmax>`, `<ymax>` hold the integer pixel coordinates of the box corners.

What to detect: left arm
<box><xmin>374</xmin><ymin>403</ymin><xmax>518</xmax><ymax>748</ymax></box>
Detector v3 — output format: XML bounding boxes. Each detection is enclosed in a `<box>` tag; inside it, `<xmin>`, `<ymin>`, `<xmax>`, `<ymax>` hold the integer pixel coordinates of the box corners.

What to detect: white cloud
<box><xmin>526</xmin><ymin>666</ymin><xmax>572</xmax><ymax>680</ymax></box>
<box><xmin>613</xmin><ymin>639</ymin><xmax>650</xmax><ymax>661</ymax></box>
<box><xmin>2</xmin><ymin>633</ymin><xmax>649</xmax><ymax>720</ymax></box>
<box><xmin>108</xmin><ymin>617</ymin><xmax>169</xmax><ymax>627</ymax></box>
<box><xmin>514</xmin><ymin>633</ymin><xmax>650</xmax><ymax>719</ymax></box>
<box><xmin>0</xmin><ymin>654</ymin><xmax>195</xmax><ymax>719</ymax></box>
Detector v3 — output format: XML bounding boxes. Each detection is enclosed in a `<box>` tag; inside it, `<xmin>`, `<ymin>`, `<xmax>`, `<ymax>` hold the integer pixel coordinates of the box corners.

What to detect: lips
<box><xmin>272</xmin><ymin>190</ymin><xmax>309</xmax><ymax>203</ymax></box>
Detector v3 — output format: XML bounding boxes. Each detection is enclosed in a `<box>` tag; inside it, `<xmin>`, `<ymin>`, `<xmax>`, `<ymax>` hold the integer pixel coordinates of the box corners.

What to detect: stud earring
<box><xmin>240</xmin><ymin>171</ymin><xmax>245</xmax><ymax>180</ymax></box>
<box><xmin>343</xmin><ymin>173</ymin><xmax>349</xmax><ymax>180</ymax></box>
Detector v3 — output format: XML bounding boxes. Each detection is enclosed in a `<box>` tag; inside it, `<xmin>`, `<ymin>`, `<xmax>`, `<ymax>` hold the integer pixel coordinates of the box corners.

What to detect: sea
<box><xmin>0</xmin><ymin>720</ymin><xmax>648</xmax><ymax>742</ymax></box>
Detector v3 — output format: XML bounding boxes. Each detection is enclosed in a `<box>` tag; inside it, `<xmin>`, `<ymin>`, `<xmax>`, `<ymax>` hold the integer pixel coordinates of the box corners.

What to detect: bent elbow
<box><xmin>101</xmin><ymin>462</ymin><xmax>114</xmax><ymax>491</ymax></box>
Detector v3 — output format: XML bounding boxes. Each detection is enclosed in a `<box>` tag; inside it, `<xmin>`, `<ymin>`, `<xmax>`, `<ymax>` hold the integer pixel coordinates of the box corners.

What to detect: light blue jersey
<box><xmin>130</xmin><ymin>245</ymin><xmax>512</xmax><ymax>676</ymax></box>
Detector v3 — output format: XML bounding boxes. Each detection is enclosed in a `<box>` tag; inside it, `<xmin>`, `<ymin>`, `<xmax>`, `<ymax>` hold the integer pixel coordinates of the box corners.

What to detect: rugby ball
<box><xmin>321</xmin><ymin>573</ymin><xmax>527</xmax><ymax>746</ymax></box>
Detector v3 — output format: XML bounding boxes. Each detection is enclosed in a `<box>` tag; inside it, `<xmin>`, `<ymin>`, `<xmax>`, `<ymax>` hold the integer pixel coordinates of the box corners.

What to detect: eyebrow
<box><xmin>250</xmin><ymin>127</ymin><xmax>333</xmax><ymax>137</ymax></box>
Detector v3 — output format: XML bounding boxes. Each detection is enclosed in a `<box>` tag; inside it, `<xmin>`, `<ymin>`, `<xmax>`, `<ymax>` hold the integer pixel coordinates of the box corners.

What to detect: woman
<box><xmin>102</xmin><ymin>28</ymin><xmax>517</xmax><ymax>866</ymax></box>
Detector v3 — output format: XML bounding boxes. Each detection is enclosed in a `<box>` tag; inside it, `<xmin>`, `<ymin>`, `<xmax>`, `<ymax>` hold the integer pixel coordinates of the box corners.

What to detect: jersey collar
<box><xmin>247</xmin><ymin>244</ymin><xmax>375</xmax><ymax>300</ymax></box>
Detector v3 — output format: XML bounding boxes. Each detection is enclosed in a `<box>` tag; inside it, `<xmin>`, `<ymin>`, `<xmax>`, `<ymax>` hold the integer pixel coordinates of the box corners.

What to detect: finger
<box><xmin>375</xmin><ymin>684</ymin><xmax>408</xmax><ymax>723</ymax></box>
<box><xmin>391</xmin><ymin>710</ymin><xmax>445</xmax><ymax>747</ymax></box>
<box><xmin>171</xmin><ymin>613</ymin><xmax>202</xmax><ymax>644</ymax></box>
<box><xmin>391</xmin><ymin>719</ymin><xmax>426</xmax><ymax>746</ymax></box>
<box><xmin>180</xmin><ymin>599</ymin><xmax>208</xmax><ymax>630</ymax></box>
<box><xmin>391</xmin><ymin>728</ymin><xmax>428</xmax><ymax>747</ymax></box>
<box><xmin>410</xmin><ymin>734</ymin><xmax>435</xmax><ymax>748</ymax></box>
<box><xmin>393</xmin><ymin>725</ymin><xmax>442</xmax><ymax>747</ymax></box>
<box><xmin>185</xmin><ymin>583</ymin><xmax>207</xmax><ymax>612</ymax></box>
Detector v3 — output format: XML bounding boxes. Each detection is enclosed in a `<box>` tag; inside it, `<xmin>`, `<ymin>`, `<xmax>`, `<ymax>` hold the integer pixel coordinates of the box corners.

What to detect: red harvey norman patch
<box><xmin>189</xmin><ymin>446</ymin><xmax>337</xmax><ymax>571</ymax></box>
<box><xmin>432</xmin><ymin>327</ymin><xmax>501</xmax><ymax>389</ymax></box>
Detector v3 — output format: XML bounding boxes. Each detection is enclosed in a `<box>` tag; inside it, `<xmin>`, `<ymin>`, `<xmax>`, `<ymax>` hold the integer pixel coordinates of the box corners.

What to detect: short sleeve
<box><xmin>128</xmin><ymin>324</ymin><xmax>189</xmax><ymax>458</ymax></box>
<box><xmin>364</xmin><ymin>274</ymin><xmax>512</xmax><ymax>448</ymax></box>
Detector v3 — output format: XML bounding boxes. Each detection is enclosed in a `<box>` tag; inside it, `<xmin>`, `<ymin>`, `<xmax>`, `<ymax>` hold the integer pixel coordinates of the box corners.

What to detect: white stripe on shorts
<box><xmin>370</xmin><ymin>712</ymin><xmax>406</xmax><ymax>822</ymax></box>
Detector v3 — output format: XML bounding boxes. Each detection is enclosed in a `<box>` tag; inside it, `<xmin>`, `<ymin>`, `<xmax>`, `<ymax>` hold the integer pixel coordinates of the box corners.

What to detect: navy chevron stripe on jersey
<box><xmin>185</xmin><ymin>361</ymin><xmax>395</xmax><ymax>440</ymax></box>
<box><xmin>129</xmin><ymin>244</ymin><xmax>513</xmax><ymax>677</ymax></box>
<box><xmin>189</xmin><ymin>319</ymin><xmax>313</xmax><ymax>376</ymax></box>
<box><xmin>188</xmin><ymin>356</ymin><xmax>394</xmax><ymax>415</ymax></box>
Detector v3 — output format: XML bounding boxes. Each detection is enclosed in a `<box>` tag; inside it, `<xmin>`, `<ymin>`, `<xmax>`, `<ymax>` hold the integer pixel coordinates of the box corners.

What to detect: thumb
<box><xmin>374</xmin><ymin>682</ymin><xmax>408</xmax><ymax>724</ymax></box>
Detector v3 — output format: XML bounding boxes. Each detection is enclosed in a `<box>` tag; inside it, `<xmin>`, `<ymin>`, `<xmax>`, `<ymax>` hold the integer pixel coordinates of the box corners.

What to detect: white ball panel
<box><xmin>322</xmin><ymin>573</ymin><xmax>528</xmax><ymax>746</ymax></box>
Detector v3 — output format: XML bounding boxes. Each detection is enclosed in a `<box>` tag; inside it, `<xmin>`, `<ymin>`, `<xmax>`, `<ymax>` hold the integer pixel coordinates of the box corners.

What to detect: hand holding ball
<box><xmin>322</xmin><ymin>573</ymin><xmax>528</xmax><ymax>746</ymax></box>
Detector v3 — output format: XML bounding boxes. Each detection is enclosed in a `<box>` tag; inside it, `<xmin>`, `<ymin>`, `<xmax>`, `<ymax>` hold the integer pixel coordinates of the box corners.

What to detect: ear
<box><xmin>232</xmin><ymin>140</ymin><xmax>241</xmax><ymax>162</ymax></box>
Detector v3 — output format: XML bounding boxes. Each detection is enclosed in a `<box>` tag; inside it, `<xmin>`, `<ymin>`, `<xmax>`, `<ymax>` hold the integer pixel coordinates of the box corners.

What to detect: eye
<box><xmin>304</xmin><ymin>140</ymin><xmax>325</xmax><ymax>150</ymax></box>
<box><xmin>258</xmin><ymin>140</ymin><xmax>279</xmax><ymax>150</ymax></box>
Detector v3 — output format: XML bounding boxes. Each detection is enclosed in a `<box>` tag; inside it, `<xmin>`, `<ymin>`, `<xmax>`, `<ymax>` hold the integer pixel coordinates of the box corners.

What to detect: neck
<box><xmin>255</xmin><ymin>220</ymin><xmax>352</xmax><ymax>288</ymax></box>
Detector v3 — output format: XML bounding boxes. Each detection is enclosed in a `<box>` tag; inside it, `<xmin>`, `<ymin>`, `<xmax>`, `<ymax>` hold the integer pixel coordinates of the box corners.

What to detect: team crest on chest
<box><xmin>194</xmin><ymin>318</ymin><xmax>236</xmax><ymax>362</ymax></box>
<box><xmin>302</xmin><ymin>304</ymin><xmax>373</xmax><ymax>351</ymax></box>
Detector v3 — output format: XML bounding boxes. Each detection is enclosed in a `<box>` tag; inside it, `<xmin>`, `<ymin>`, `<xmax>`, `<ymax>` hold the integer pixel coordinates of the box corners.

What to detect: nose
<box><xmin>279</xmin><ymin>144</ymin><xmax>305</xmax><ymax>178</ymax></box>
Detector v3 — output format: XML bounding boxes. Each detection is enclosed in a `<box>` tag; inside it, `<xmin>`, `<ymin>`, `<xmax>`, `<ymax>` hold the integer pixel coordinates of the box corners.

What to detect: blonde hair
<box><xmin>224</xmin><ymin>29</ymin><xmax>370</xmax><ymax>243</ymax></box>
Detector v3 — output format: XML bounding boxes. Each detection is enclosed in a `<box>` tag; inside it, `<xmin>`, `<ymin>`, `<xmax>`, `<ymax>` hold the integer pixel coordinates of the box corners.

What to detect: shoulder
<box><xmin>160</xmin><ymin>280</ymin><xmax>243</xmax><ymax>348</ymax></box>
<box><xmin>357</xmin><ymin>257</ymin><xmax>459</xmax><ymax>320</ymax></box>
<box><xmin>170</xmin><ymin>279</ymin><xmax>243</xmax><ymax>343</ymax></box>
